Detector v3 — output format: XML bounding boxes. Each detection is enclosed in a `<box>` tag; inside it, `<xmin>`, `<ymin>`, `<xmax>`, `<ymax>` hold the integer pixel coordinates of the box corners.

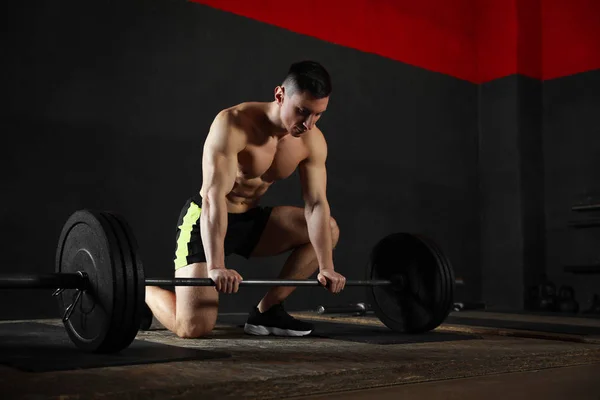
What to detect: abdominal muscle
<box><xmin>223</xmin><ymin>176</ymin><xmax>273</xmax><ymax>213</ymax></box>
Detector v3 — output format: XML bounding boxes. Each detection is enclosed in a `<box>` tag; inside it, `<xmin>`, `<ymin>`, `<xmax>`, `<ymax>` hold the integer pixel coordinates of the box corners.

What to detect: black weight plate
<box><xmin>102</xmin><ymin>211</ymin><xmax>144</xmax><ymax>350</ymax></box>
<box><xmin>428</xmin><ymin>237</ymin><xmax>455</xmax><ymax>316</ymax></box>
<box><xmin>411</xmin><ymin>234</ymin><xmax>450</xmax><ymax>329</ymax></box>
<box><xmin>95</xmin><ymin>212</ymin><xmax>132</xmax><ymax>353</ymax></box>
<box><xmin>96</xmin><ymin>212</ymin><xmax>136</xmax><ymax>352</ymax></box>
<box><xmin>366</xmin><ymin>233</ymin><xmax>454</xmax><ymax>333</ymax></box>
<box><xmin>366</xmin><ymin>233</ymin><xmax>435</xmax><ymax>333</ymax></box>
<box><xmin>112</xmin><ymin>211</ymin><xmax>145</xmax><ymax>348</ymax></box>
<box><xmin>55</xmin><ymin>210</ymin><xmax>126</xmax><ymax>353</ymax></box>
<box><xmin>386</xmin><ymin>233</ymin><xmax>453</xmax><ymax>332</ymax></box>
<box><xmin>415</xmin><ymin>234</ymin><xmax>454</xmax><ymax>330</ymax></box>
<box><xmin>387</xmin><ymin>233</ymin><xmax>453</xmax><ymax>333</ymax></box>
<box><xmin>109</xmin><ymin>212</ymin><xmax>145</xmax><ymax>339</ymax></box>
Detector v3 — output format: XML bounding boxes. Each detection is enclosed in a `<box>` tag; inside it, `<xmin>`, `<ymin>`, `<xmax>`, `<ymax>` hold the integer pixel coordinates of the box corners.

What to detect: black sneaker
<box><xmin>244</xmin><ymin>303</ymin><xmax>313</xmax><ymax>336</ymax></box>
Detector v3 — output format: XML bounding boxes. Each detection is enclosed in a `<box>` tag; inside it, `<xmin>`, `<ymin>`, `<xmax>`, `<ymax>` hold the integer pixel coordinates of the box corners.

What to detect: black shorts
<box><xmin>173</xmin><ymin>195</ymin><xmax>273</xmax><ymax>270</ymax></box>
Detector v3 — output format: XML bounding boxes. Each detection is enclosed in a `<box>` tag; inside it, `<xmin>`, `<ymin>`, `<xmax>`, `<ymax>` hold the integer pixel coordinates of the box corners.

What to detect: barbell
<box><xmin>0</xmin><ymin>209</ymin><xmax>456</xmax><ymax>353</ymax></box>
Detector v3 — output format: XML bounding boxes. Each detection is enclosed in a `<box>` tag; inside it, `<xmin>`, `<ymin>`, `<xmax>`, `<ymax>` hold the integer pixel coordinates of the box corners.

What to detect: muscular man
<box><xmin>144</xmin><ymin>60</ymin><xmax>346</xmax><ymax>338</ymax></box>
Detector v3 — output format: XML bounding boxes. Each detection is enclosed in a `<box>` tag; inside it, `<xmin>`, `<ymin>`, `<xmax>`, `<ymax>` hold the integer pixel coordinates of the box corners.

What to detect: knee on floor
<box><xmin>175</xmin><ymin>317</ymin><xmax>216</xmax><ymax>339</ymax></box>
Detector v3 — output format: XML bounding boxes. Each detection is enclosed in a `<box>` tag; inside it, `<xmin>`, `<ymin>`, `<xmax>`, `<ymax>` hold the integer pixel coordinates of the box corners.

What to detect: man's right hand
<box><xmin>208</xmin><ymin>267</ymin><xmax>243</xmax><ymax>293</ymax></box>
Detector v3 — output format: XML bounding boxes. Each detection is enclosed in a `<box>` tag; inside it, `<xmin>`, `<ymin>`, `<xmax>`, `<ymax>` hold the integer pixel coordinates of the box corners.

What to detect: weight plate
<box><xmin>96</xmin><ymin>211</ymin><xmax>136</xmax><ymax>352</ymax></box>
<box><xmin>102</xmin><ymin>211</ymin><xmax>145</xmax><ymax>350</ymax></box>
<box><xmin>366</xmin><ymin>233</ymin><xmax>454</xmax><ymax>333</ymax></box>
<box><xmin>412</xmin><ymin>234</ymin><xmax>451</xmax><ymax>329</ymax></box>
<box><xmin>55</xmin><ymin>210</ymin><xmax>126</xmax><ymax>353</ymax></box>
<box><xmin>416</xmin><ymin>234</ymin><xmax>455</xmax><ymax>330</ymax></box>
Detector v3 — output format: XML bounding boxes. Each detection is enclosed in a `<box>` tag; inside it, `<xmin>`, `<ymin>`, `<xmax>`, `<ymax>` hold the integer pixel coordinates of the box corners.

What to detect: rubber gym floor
<box><xmin>1</xmin><ymin>310</ymin><xmax>599</xmax><ymax>399</ymax></box>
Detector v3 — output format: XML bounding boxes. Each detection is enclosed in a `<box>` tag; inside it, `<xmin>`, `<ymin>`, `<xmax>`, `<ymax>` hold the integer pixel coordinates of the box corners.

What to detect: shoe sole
<box><xmin>244</xmin><ymin>323</ymin><xmax>312</xmax><ymax>337</ymax></box>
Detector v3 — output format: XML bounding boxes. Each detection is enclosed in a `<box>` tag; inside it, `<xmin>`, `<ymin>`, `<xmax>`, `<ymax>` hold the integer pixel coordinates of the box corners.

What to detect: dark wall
<box><xmin>543</xmin><ymin>70</ymin><xmax>600</xmax><ymax>309</ymax></box>
<box><xmin>2</xmin><ymin>0</ymin><xmax>479</xmax><ymax>319</ymax></box>
<box><xmin>475</xmin><ymin>0</ymin><xmax>600</xmax><ymax>311</ymax></box>
<box><xmin>478</xmin><ymin>75</ymin><xmax>545</xmax><ymax>310</ymax></box>
<box><xmin>479</xmin><ymin>77</ymin><xmax>522</xmax><ymax>309</ymax></box>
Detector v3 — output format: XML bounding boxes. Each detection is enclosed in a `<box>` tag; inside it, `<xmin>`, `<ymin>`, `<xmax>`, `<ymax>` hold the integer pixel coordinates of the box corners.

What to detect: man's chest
<box><xmin>238</xmin><ymin>138</ymin><xmax>308</xmax><ymax>182</ymax></box>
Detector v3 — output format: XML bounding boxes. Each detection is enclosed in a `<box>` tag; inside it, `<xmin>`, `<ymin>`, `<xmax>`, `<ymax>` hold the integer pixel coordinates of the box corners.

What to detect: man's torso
<box><xmin>201</xmin><ymin>102</ymin><xmax>317</xmax><ymax>213</ymax></box>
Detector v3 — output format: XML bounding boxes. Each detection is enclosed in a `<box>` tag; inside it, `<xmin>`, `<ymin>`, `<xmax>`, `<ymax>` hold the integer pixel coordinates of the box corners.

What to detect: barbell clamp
<box><xmin>62</xmin><ymin>288</ymin><xmax>84</xmax><ymax>323</ymax></box>
<box><xmin>60</xmin><ymin>272</ymin><xmax>89</xmax><ymax>323</ymax></box>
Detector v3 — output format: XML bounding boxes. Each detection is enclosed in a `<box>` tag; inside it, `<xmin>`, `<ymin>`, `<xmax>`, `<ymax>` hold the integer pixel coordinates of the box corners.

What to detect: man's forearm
<box><xmin>201</xmin><ymin>195</ymin><xmax>228</xmax><ymax>270</ymax></box>
<box><xmin>305</xmin><ymin>202</ymin><xmax>334</xmax><ymax>271</ymax></box>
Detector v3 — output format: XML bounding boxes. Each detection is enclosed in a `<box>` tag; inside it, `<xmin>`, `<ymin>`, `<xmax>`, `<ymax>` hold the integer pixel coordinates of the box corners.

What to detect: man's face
<box><xmin>276</xmin><ymin>87</ymin><xmax>329</xmax><ymax>137</ymax></box>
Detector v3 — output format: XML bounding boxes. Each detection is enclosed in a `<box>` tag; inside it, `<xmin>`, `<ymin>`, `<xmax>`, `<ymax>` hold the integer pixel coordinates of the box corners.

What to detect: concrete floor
<box><xmin>1</xmin><ymin>311</ymin><xmax>600</xmax><ymax>399</ymax></box>
<box><xmin>294</xmin><ymin>364</ymin><xmax>600</xmax><ymax>400</ymax></box>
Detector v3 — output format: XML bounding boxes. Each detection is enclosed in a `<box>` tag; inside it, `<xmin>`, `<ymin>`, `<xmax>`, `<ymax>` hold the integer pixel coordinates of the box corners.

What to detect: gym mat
<box><xmin>0</xmin><ymin>322</ymin><xmax>231</xmax><ymax>373</ymax></box>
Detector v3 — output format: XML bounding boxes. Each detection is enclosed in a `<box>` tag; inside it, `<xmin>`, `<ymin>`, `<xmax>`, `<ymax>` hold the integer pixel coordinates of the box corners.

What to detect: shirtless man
<box><xmin>144</xmin><ymin>60</ymin><xmax>346</xmax><ymax>338</ymax></box>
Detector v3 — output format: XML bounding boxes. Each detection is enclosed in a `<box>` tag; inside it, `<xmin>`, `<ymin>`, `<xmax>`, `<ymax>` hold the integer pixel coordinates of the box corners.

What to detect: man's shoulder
<box><xmin>213</xmin><ymin>102</ymin><xmax>267</xmax><ymax>135</ymax></box>
<box><xmin>303</xmin><ymin>126</ymin><xmax>327</xmax><ymax>148</ymax></box>
<box><xmin>217</xmin><ymin>102</ymin><xmax>266</xmax><ymax>123</ymax></box>
<box><xmin>300</xmin><ymin>126</ymin><xmax>327</xmax><ymax>163</ymax></box>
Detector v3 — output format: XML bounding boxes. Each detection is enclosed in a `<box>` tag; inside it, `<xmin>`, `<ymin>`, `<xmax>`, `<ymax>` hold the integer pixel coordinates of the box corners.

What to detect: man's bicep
<box><xmin>299</xmin><ymin>157</ymin><xmax>328</xmax><ymax>207</ymax></box>
<box><xmin>203</xmin><ymin>148</ymin><xmax>238</xmax><ymax>198</ymax></box>
<box><xmin>300</xmin><ymin>130</ymin><xmax>329</xmax><ymax>207</ymax></box>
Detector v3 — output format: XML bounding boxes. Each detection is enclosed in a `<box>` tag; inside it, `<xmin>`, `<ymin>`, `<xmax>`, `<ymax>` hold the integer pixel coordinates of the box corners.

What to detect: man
<box><xmin>144</xmin><ymin>60</ymin><xmax>346</xmax><ymax>338</ymax></box>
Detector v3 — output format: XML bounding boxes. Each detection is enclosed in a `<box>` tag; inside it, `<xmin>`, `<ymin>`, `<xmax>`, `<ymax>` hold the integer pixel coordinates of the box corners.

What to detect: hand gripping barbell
<box><xmin>0</xmin><ymin>210</ymin><xmax>456</xmax><ymax>353</ymax></box>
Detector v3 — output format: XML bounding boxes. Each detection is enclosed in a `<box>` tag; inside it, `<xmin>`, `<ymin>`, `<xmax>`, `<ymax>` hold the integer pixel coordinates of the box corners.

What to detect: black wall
<box><xmin>2</xmin><ymin>0</ymin><xmax>480</xmax><ymax>319</ymax></box>
<box><xmin>478</xmin><ymin>68</ymin><xmax>600</xmax><ymax>311</ymax></box>
<box><xmin>543</xmin><ymin>70</ymin><xmax>600</xmax><ymax>310</ymax></box>
<box><xmin>478</xmin><ymin>75</ymin><xmax>545</xmax><ymax>310</ymax></box>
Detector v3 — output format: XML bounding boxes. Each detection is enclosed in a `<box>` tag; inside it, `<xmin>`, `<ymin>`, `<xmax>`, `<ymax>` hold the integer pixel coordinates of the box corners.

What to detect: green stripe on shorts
<box><xmin>174</xmin><ymin>202</ymin><xmax>202</xmax><ymax>270</ymax></box>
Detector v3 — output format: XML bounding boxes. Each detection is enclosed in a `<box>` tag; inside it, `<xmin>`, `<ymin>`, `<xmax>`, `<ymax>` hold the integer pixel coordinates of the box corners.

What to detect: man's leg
<box><xmin>249</xmin><ymin>206</ymin><xmax>340</xmax><ymax>313</ymax></box>
<box><xmin>145</xmin><ymin>263</ymin><xmax>219</xmax><ymax>338</ymax></box>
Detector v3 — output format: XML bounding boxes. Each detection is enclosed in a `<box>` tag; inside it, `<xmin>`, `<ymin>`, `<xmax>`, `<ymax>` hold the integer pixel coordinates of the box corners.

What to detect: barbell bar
<box><xmin>146</xmin><ymin>278</ymin><xmax>398</xmax><ymax>287</ymax></box>
<box><xmin>0</xmin><ymin>275</ymin><xmax>396</xmax><ymax>289</ymax></box>
<box><xmin>0</xmin><ymin>275</ymin><xmax>464</xmax><ymax>289</ymax></box>
<box><xmin>2</xmin><ymin>209</ymin><xmax>457</xmax><ymax>354</ymax></box>
<box><xmin>0</xmin><ymin>273</ymin><xmax>87</xmax><ymax>290</ymax></box>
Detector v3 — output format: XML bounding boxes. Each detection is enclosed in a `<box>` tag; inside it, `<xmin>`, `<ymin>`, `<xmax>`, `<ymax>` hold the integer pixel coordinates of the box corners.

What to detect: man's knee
<box><xmin>175</xmin><ymin>317</ymin><xmax>216</xmax><ymax>339</ymax></box>
<box><xmin>330</xmin><ymin>216</ymin><xmax>340</xmax><ymax>248</ymax></box>
<box><xmin>173</xmin><ymin>263</ymin><xmax>218</xmax><ymax>338</ymax></box>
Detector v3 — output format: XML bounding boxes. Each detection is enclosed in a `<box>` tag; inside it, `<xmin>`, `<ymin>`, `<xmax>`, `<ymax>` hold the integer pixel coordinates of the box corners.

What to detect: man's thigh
<box><xmin>250</xmin><ymin>206</ymin><xmax>310</xmax><ymax>257</ymax></box>
<box><xmin>175</xmin><ymin>262</ymin><xmax>218</xmax><ymax>324</ymax></box>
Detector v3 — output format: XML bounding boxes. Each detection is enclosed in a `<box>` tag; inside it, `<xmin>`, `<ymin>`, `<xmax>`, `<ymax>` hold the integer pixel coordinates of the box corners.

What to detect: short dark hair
<box><xmin>282</xmin><ymin>60</ymin><xmax>332</xmax><ymax>99</ymax></box>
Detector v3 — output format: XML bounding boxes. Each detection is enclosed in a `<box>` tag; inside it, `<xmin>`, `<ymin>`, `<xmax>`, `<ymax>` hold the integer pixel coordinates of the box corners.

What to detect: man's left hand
<box><xmin>317</xmin><ymin>269</ymin><xmax>346</xmax><ymax>294</ymax></box>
